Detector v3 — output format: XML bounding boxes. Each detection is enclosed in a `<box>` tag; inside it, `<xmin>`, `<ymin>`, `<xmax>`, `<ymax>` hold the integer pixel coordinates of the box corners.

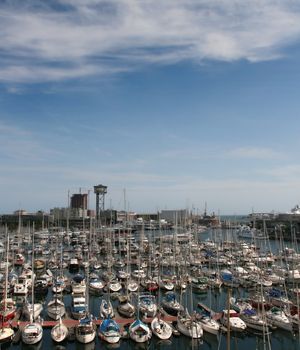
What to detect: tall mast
<box><xmin>67</xmin><ymin>190</ymin><xmax>70</xmax><ymax>236</ymax></box>
<box><xmin>31</xmin><ymin>222</ymin><xmax>35</xmax><ymax>322</ymax></box>
<box><xmin>226</xmin><ymin>288</ymin><xmax>231</xmax><ymax>350</ymax></box>
<box><xmin>3</xmin><ymin>226</ymin><xmax>9</xmax><ymax>327</ymax></box>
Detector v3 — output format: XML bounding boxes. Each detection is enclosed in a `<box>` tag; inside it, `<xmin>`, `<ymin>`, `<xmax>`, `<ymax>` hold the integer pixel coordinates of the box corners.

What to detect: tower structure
<box><xmin>94</xmin><ymin>184</ymin><xmax>107</xmax><ymax>224</ymax></box>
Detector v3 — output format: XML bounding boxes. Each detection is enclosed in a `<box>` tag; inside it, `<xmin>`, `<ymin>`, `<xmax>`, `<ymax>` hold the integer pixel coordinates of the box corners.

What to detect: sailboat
<box><xmin>177</xmin><ymin>268</ymin><xmax>203</xmax><ymax>339</ymax></box>
<box><xmin>161</xmin><ymin>291</ymin><xmax>184</xmax><ymax>316</ymax></box>
<box><xmin>109</xmin><ymin>279</ymin><xmax>122</xmax><ymax>293</ymax></box>
<box><xmin>75</xmin><ymin>315</ymin><xmax>96</xmax><ymax>344</ymax></box>
<box><xmin>22</xmin><ymin>298</ymin><xmax>43</xmax><ymax>321</ymax></box>
<box><xmin>98</xmin><ymin>316</ymin><xmax>121</xmax><ymax>344</ymax></box>
<box><xmin>22</xmin><ymin>226</ymin><xmax>43</xmax><ymax>345</ymax></box>
<box><xmin>230</xmin><ymin>297</ymin><xmax>269</xmax><ymax>332</ymax></box>
<box><xmin>117</xmin><ymin>232</ymin><xmax>137</xmax><ymax>318</ymax></box>
<box><xmin>198</xmin><ymin>313</ymin><xmax>220</xmax><ymax>335</ymax></box>
<box><xmin>0</xmin><ymin>231</ymin><xmax>16</xmax><ymax>324</ymax></box>
<box><xmin>129</xmin><ymin>318</ymin><xmax>152</xmax><ymax>343</ymax></box>
<box><xmin>75</xmin><ymin>265</ymin><xmax>96</xmax><ymax>344</ymax></box>
<box><xmin>51</xmin><ymin>317</ymin><xmax>68</xmax><ymax>343</ymax></box>
<box><xmin>129</xmin><ymin>245</ymin><xmax>152</xmax><ymax>344</ymax></box>
<box><xmin>89</xmin><ymin>273</ymin><xmax>104</xmax><ymax>294</ymax></box>
<box><xmin>71</xmin><ymin>273</ymin><xmax>88</xmax><ymax>320</ymax></box>
<box><xmin>221</xmin><ymin>309</ymin><xmax>247</xmax><ymax>332</ymax></box>
<box><xmin>47</xmin><ymin>296</ymin><xmax>66</xmax><ymax>320</ymax></box>
<box><xmin>100</xmin><ymin>299</ymin><xmax>115</xmax><ymax>319</ymax></box>
<box><xmin>150</xmin><ymin>314</ymin><xmax>172</xmax><ymax>340</ymax></box>
<box><xmin>126</xmin><ymin>279</ymin><xmax>139</xmax><ymax>293</ymax></box>
<box><xmin>177</xmin><ymin>309</ymin><xmax>203</xmax><ymax>338</ymax></box>
<box><xmin>138</xmin><ymin>293</ymin><xmax>158</xmax><ymax>318</ymax></box>
<box><xmin>0</xmin><ymin>229</ymin><xmax>14</xmax><ymax>343</ymax></box>
<box><xmin>117</xmin><ymin>295</ymin><xmax>135</xmax><ymax>318</ymax></box>
<box><xmin>265</xmin><ymin>307</ymin><xmax>293</xmax><ymax>331</ymax></box>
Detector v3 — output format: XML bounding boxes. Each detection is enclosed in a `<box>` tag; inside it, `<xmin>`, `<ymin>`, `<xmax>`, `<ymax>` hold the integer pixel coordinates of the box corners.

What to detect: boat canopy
<box><xmin>165</xmin><ymin>292</ymin><xmax>176</xmax><ymax>302</ymax></box>
<box><xmin>130</xmin><ymin>319</ymin><xmax>148</xmax><ymax>332</ymax></box>
<box><xmin>73</xmin><ymin>274</ymin><xmax>85</xmax><ymax>283</ymax></box>
<box><xmin>100</xmin><ymin>318</ymin><xmax>120</xmax><ymax>332</ymax></box>
<box><xmin>243</xmin><ymin>309</ymin><xmax>256</xmax><ymax>316</ymax></box>
<box><xmin>79</xmin><ymin>316</ymin><xmax>92</xmax><ymax>325</ymax></box>
<box><xmin>268</xmin><ymin>288</ymin><xmax>283</xmax><ymax>298</ymax></box>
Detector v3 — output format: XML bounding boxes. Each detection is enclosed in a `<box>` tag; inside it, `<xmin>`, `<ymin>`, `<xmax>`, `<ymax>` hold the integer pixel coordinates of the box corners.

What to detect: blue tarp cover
<box><xmin>243</xmin><ymin>309</ymin><xmax>256</xmax><ymax>316</ymax></box>
<box><xmin>100</xmin><ymin>318</ymin><xmax>120</xmax><ymax>332</ymax></box>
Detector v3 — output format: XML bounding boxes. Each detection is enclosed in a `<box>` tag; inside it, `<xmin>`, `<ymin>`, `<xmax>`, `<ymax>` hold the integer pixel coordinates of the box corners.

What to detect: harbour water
<box><xmin>1</xmin><ymin>227</ymin><xmax>300</xmax><ymax>350</ymax></box>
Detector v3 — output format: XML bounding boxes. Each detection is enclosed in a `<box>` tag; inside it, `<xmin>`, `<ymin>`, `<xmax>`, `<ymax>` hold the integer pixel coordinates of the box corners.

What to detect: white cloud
<box><xmin>159</xmin><ymin>146</ymin><xmax>284</xmax><ymax>161</ymax></box>
<box><xmin>0</xmin><ymin>1</ymin><xmax>300</xmax><ymax>82</ymax></box>
<box><xmin>225</xmin><ymin>146</ymin><xmax>284</xmax><ymax>160</ymax></box>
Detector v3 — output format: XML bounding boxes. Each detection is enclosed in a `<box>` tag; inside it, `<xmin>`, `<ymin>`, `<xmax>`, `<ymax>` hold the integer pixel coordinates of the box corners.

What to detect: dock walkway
<box><xmin>11</xmin><ymin>314</ymin><xmax>177</xmax><ymax>330</ymax></box>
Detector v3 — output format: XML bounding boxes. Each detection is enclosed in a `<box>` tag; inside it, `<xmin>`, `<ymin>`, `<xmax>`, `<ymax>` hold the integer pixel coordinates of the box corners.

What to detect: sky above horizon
<box><xmin>1</xmin><ymin>0</ymin><xmax>300</xmax><ymax>215</ymax></box>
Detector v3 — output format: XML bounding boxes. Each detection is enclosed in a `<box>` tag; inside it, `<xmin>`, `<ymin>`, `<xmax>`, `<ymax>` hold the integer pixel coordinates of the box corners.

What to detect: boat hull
<box><xmin>0</xmin><ymin>327</ymin><xmax>14</xmax><ymax>343</ymax></box>
<box><xmin>51</xmin><ymin>323</ymin><xmax>68</xmax><ymax>343</ymax></box>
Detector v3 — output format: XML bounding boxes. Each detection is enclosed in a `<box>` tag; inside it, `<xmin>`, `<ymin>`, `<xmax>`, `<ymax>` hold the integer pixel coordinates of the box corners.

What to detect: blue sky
<box><xmin>1</xmin><ymin>0</ymin><xmax>300</xmax><ymax>214</ymax></box>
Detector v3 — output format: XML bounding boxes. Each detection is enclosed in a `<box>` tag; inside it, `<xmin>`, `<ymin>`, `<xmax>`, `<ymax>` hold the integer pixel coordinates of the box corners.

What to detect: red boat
<box><xmin>0</xmin><ymin>298</ymin><xmax>16</xmax><ymax>322</ymax></box>
<box><xmin>14</xmin><ymin>253</ymin><xmax>25</xmax><ymax>266</ymax></box>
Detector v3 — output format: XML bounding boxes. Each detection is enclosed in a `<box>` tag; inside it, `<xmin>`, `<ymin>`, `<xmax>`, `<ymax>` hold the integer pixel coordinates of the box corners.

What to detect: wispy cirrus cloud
<box><xmin>160</xmin><ymin>145</ymin><xmax>284</xmax><ymax>161</ymax></box>
<box><xmin>1</xmin><ymin>1</ymin><xmax>300</xmax><ymax>83</ymax></box>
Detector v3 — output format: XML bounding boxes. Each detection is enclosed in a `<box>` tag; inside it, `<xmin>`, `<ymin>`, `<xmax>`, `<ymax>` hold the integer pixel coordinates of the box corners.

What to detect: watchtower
<box><xmin>94</xmin><ymin>184</ymin><xmax>107</xmax><ymax>223</ymax></box>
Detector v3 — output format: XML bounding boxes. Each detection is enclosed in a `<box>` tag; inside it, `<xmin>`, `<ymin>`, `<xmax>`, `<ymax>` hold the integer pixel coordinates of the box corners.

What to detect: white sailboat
<box><xmin>0</xmin><ymin>229</ymin><xmax>14</xmax><ymax>343</ymax></box>
<box><xmin>117</xmin><ymin>232</ymin><xmax>136</xmax><ymax>318</ymax></box>
<box><xmin>198</xmin><ymin>314</ymin><xmax>220</xmax><ymax>335</ymax></box>
<box><xmin>75</xmin><ymin>315</ymin><xmax>96</xmax><ymax>344</ymax></box>
<box><xmin>129</xmin><ymin>318</ymin><xmax>152</xmax><ymax>343</ymax></box>
<box><xmin>89</xmin><ymin>274</ymin><xmax>104</xmax><ymax>294</ymax></box>
<box><xmin>47</xmin><ymin>297</ymin><xmax>66</xmax><ymax>320</ymax></box>
<box><xmin>22</xmin><ymin>319</ymin><xmax>43</xmax><ymax>345</ymax></box>
<box><xmin>22</xmin><ymin>299</ymin><xmax>43</xmax><ymax>321</ymax></box>
<box><xmin>266</xmin><ymin>307</ymin><xmax>293</xmax><ymax>331</ymax></box>
<box><xmin>109</xmin><ymin>279</ymin><xmax>122</xmax><ymax>293</ymax></box>
<box><xmin>158</xmin><ymin>277</ymin><xmax>174</xmax><ymax>291</ymax></box>
<box><xmin>75</xmin><ymin>259</ymin><xmax>96</xmax><ymax>344</ymax></box>
<box><xmin>221</xmin><ymin>309</ymin><xmax>247</xmax><ymax>332</ymax></box>
<box><xmin>22</xmin><ymin>226</ymin><xmax>43</xmax><ymax>345</ymax></box>
<box><xmin>0</xmin><ymin>324</ymin><xmax>14</xmax><ymax>343</ymax></box>
<box><xmin>177</xmin><ymin>309</ymin><xmax>203</xmax><ymax>338</ymax></box>
<box><xmin>129</xmin><ymin>223</ymin><xmax>152</xmax><ymax>344</ymax></box>
<box><xmin>151</xmin><ymin>315</ymin><xmax>172</xmax><ymax>340</ymax></box>
<box><xmin>51</xmin><ymin>317</ymin><xmax>68</xmax><ymax>343</ymax></box>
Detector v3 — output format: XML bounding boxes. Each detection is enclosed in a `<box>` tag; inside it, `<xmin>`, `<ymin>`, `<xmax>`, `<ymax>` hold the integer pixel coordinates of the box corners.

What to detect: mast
<box><xmin>86</xmin><ymin>249</ymin><xmax>90</xmax><ymax>317</ymax></box>
<box><xmin>31</xmin><ymin>222</ymin><xmax>35</xmax><ymax>322</ymax></box>
<box><xmin>67</xmin><ymin>190</ymin><xmax>70</xmax><ymax>237</ymax></box>
<box><xmin>2</xmin><ymin>226</ymin><xmax>9</xmax><ymax>329</ymax></box>
<box><xmin>226</xmin><ymin>288</ymin><xmax>231</xmax><ymax>350</ymax></box>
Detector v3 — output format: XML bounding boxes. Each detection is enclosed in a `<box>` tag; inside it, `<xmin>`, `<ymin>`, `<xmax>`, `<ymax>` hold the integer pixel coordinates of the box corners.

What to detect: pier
<box><xmin>10</xmin><ymin>313</ymin><xmax>177</xmax><ymax>331</ymax></box>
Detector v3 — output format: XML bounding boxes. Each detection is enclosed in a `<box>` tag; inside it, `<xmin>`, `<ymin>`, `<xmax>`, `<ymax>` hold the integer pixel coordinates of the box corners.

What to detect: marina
<box><xmin>1</xmin><ymin>224</ymin><xmax>300</xmax><ymax>350</ymax></box>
